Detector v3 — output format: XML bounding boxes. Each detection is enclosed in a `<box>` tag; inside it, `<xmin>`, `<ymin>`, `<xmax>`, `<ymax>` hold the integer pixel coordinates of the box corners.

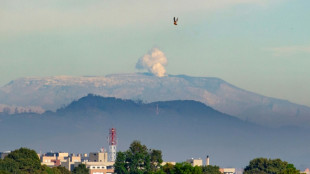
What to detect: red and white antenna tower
<box><xmin>108</xmin><ymin>128</ymin><xmax>117</xmax><ymax>162</ymax></box>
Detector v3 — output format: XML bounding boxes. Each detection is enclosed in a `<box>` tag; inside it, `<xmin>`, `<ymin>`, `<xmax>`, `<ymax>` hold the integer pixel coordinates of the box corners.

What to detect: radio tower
<box><xmin>108</xmin><ymin>128</ymin><xmax>117</xmax><ymax>162</ymax></box>
<box><xmin>156</xmin><ymin>104</ymin><xmax>159</xmax><ymax>115</ymax></box>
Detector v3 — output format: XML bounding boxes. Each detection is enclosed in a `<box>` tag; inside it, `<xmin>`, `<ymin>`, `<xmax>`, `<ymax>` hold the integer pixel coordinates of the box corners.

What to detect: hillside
<box><xmin>1</xmin><ymin>73</ymin><xmax>310</xmax><ymax>127</ymax></box>
<box><xmin>0</xmin><ymin>94</ymin><xmax>309</xmax><ymax>169</ymax></box>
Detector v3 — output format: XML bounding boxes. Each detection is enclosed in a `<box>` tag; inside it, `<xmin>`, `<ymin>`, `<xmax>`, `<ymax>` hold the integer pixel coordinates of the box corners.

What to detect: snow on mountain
<box><xmin>1</xmin><ymin>73</ymin><xmax>310</xmax><ymax>127</ymax></box>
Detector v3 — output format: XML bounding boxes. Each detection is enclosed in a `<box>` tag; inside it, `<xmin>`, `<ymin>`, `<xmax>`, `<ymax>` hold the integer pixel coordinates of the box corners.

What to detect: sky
<box><xmin>0</xmin><ymin>0</ymin><xmax>309</xmax><ymax>107</ymax></box>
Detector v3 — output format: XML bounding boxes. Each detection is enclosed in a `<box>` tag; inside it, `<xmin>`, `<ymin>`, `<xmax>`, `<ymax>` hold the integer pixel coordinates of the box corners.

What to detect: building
<box><xmin>186</xmin><ymin>158</ymin><xmax>203</xmax><ymax>167</ymax></box>
<box><xmin>85</xmin><ymin>162</ymin><xmax>114</xmax><ymax>174</ymax></box>
<box><xmin>302</xmin><ymin>168</ymin><xmax>310</xmax><ymax>174</ymax></box>
<box><xmin>61</xmin><ymin>161</ymin><xmax>114</xmax><ymax>173</ymax></box>
<box><xmin>219</xmin><ymin>168</ymin><xmax>236</xmax><ymax>174</ymax></box>
<box><xmin>59</xmin><ymin>154</ymin><xmax>82</xmax><ymax>171</ymax></box>
<box><xmin>70</xmin><ymin>154</ymin><xmax>81</xmax><ymax>163</ymax></box>
<box><xmin>161</xmin><ymin>162</ymin><xmax>176</xmax><ymax>166</ymax></box>
<box><xmin>57</xmin><ymin>152</ymin><xmax>69</xmax><ymax>162</ymax></box>
<box><xmin>79</xmin><ymin>153</ymin><xmax>89</xmax><ymax>162</ymax></box>
<box><xmin>60</xmin><ymin>152</ymin><xmax>112</xmax><ymax>172</ymax></box>
<box><xmin>88</xmin><ymin>166</ymin><xmax>114</xmax><ymax>174</ymax></box>
<box><xmin>40</xmin><ymin>152</ymin><xmax>76</xmax><ymax>167</ymax></box>
<box><xmin>206</xmin><ymin>156</ymin><xmax>210</xmax><ymax>166</ymax></box>
<box><xmin>61</xmin><ymin>161</ymin><xmax>81</xmax><ymax>171</ymax></box>
<box><xmin>89</xmin><ymin>152</ymin><xmax>108</xmax><ymax>163</ymax></box>
<box><xmin>0</xmin><ymin>151</ymin><xmax>10</xmax><ymax>159</ymax></box>
<box><xmin>41</xmin><ymin>154</ymin><xmax>57</xmax><ymax>166</ymax></box>
<box><xmin>51</xmin><ymin>159</ymin><xmax>61</xmax><ymax>167</ymax></box>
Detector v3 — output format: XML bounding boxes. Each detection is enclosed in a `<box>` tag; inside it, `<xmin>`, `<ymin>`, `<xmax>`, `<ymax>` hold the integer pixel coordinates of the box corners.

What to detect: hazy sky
<box><xmin>0</xmin><ymin>0</ymin><xmax>309</xmax><ymax>107</ymax></box>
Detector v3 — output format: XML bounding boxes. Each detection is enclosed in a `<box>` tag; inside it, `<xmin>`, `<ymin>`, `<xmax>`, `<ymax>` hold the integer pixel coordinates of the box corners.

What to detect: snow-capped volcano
<box><xmin>1</xmin><ymin>73</ymin><xmax>310</xmax><ymax>127</ymax></box>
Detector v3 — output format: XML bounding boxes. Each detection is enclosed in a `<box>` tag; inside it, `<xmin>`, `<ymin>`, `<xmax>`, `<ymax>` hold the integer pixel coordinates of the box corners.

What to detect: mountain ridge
<box><xmin>1</xmin><ymin>73</ymin><xmax>310</xmax><ymax>127</ymax></box>
<box><xmin>1</xmin><ymin>94</ymin><xmax>309</xmax><ymax>169</ymax></box>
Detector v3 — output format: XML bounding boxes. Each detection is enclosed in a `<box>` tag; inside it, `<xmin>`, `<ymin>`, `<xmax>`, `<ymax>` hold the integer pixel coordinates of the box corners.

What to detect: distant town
<box><xmin>0</xmin><ymin>149</ymin><xmax>238</xmax><ymax>174</ymax></box>
<box><xmin>1</xmin><ymin>128</ymin><xmax>309</xmax><ymax>174</ymax></box>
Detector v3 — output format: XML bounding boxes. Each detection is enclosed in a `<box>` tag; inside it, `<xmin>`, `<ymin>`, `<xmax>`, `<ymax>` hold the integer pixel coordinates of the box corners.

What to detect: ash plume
<box><xmin>136</xmin><ymin>48</ymin><xmax>167</xmax><ymax>77</ymax></box>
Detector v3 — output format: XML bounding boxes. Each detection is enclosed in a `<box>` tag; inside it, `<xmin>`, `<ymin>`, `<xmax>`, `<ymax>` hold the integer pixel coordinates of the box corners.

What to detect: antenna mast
<box><xmin>156</xmin><ymin>104</ymin><xmax>159</xmax><ymax>115</ymax></box>
<box><xmin>108</xmin><ymin>128</ymin><xmax>117</xmax><ymax>162</ymax></box>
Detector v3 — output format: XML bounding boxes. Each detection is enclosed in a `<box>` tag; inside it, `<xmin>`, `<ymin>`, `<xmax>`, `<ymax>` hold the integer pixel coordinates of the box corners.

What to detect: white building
<box><xmin>220</xmin><ymin>168</ymin><xmax>236</xmax><ymax>174</ymax></box>
<box><xmin>186</xmin><ymin>158</ymin><xmax>203</xmax><ymax>167</ymax></box>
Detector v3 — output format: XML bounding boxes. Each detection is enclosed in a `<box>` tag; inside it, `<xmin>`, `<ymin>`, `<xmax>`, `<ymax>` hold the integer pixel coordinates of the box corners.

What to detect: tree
<box><xmin>162</xmin><ymin>163</ymin><xmax>175</xmax><ymax>174</ymax></box>
<box><xmin>55</xmin><ymin>166</ymin><xmax>71</xmax><ymax>174</ymax></box>
<box><xmin>173</xmin><ymin>162</ymin><xmax>202</xmax><ymax>174</ymax></box>
<box><xmin>150</xmin><ymin>149</ymin><xmax>163</xmax><ymax>171</ymax></box>
<box><xmin>162</xmin><ymin>162</ymin><xmax>203</xmax><ymax>174</ymax></box>
<box><xmin>114</xmin><ymin>152</ymin><xmax>129</xmax><ymax>174</ymax></box>
<box><xmin>201</xmin><ymin>165</ymin><xmax>221</xmax><ymax>174</ymax></box>
<box><xmin>244</xmin><ymin>158</ymin><xmax>300</xmax><ymax>174</ymax></box>
<box><xmin>41</xmin><ymin>165</ymin><xmax>71</xmax><ymax>174</ymax></box>
<box><xmin>0</xmin><ymin>158</ymin><xmax>19</xmax><ymax>173</ymax></box>
<box><xmin>43</xmin><ymin>166</ymin><xmax>62</xmax><ymax>174</ymax></box>
<box><xmin>0</xmin><ymin>148</ymin><xmax>71</xmax><ymax>174</ymax></box>
<box><xmin>279</xmin><ymin>163</ymin><xmax>300</xmax><ymax>174</ymax></box>
<box><xmin>0</xmin><ymin>147</ymin><xmax>42</xmax><ymax>173</ymax></box>
<box><xmin>72</xmin><ymin>164</ymin><xmax>89</xmax><ymax>174</ymax></box>
<box><xmin>127</xmin><ymin>141</ymin><xmax>150</xmax><ymax>174</ymax></box>
<box><xmin>114</xmin><ymin>140</ymin><xmax>163</xmax><ymax>174</ymax></box>
<box><xmin>0</xmin><ymin>170</ymin><xmax>10</xmax><ymax>174</ymax></box>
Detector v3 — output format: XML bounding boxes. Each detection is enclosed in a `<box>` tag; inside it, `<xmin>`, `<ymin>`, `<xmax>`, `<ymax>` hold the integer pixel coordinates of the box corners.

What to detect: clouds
<box><xmin>268</xmin><ymin>45</ymin><xmax>310</xmax><ymax>56</ymax></box>
<box><xmin>136</xmin><ymin>48</ymin><xmax>167</xmax><ymax>77</ymax></box>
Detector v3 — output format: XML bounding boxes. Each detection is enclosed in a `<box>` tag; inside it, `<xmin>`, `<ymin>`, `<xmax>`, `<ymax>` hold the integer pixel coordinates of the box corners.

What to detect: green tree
<box><xmin>161</xmin><ymin>162</ymin><xmax>204</xmax><ymax>174</ymax></box>
<box><xmin>244</xmin><ymin>158</ymin><xmax>300</xmax><ymax>174</ymax></box>
<box><xmin>0</xmin><ymin>148</ymin><xmax>71</xmax><ymax>174</ymax></box>
<box><xmin>201</xmin><ymin>165</ymin><xmax>221</xmax><ymax>174</ymax></box>
<box><xmin>114</xmin><ymin>140</ymin><xmax>163</xmax><ymax>174</ymax></box>
<box><xmin>55</xmin><ymin>166</ymin><xmax>71</xmax><ymax>174</ymax></box>
<box><xmin>44</xmin><ymin>167</ymin><xmax>61</xmax><ymax>174</ymax></box>
<box><xmin>162</xmin><ymin>163</ymin><xmax>175</xmax><ymax>174</ymax></box>
<box><xmin>0</xmin><ymin>147</ymin><xmax>42</xmax><ymax>174</ymax></box>
<box><xmin>0</xmin><ymin>158</ymin><xmax>19</xmax><ymax>173</ymax></box>
<box><xmin>0</xmin><ymin>170</ymin><xmax>11</xmax><ymax>174</ymax></box>
<box><xmin>114</xmin><ymin>152</ymin><xmax>129</xmax><ymax>174</ymax></box>
<box><xmin>72</xmin><ymin>164</ymin><xmax>89</xmax><ymax>174</ymax></box>
<box><xmin>279</xmin><ymin>164</ymin><xmax>301</xmax><ymax>174</ymax></box>
<box><xmin>127</xmin><ymin>141</ymin><xmax>150</xmax><ymax>174</ymax></box>
<box><xmin>41</xmin><ymin>165</ymin><xmax>71</xmax><ymax>174</ymax></box>
<box><xmin>150</xmin><ymin>149</ymin><xmax>163</xmax><ymax>172</ymax></box>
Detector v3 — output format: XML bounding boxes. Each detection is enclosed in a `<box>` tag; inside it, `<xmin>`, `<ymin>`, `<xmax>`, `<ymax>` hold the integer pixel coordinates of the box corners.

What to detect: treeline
<box><xmin>114</xmin><ymin>141</ymin><xmax>302</xmax><ymax>174</ymax></box>
<box><xmin>114</xmin><ymin>141</ymin><xmax>220</xmax><ymax>174</ymax></box>
<box><xmin>0</xmin><ymin>143</ymin><xmax>302</xmax><ymax>174</ymax></box>
<box><xmin>244</xmin><ymin>158</ymin><xmax>301</xmax><ymax>174</ymax></box>
<box><xmin>0</xmin><ymin>148</ymin><xmax>87</xmax><ymax>174</ymax></box>
<box><xmin>114</xmin><ymin>141</ymin><xmax>221</xmax><ymax>174</ymax></box>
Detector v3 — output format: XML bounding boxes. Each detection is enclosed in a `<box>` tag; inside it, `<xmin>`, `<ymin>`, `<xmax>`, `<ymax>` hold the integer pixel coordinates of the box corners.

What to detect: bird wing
<box><xmin>176</xmin><ymin>18</ymin><xmax>178</xmax><ymax>22</ymax></box>
<box><xmin>174</xmin><ymin>17</ymin><xmax>175</xmax><ymax>22</ymax></box>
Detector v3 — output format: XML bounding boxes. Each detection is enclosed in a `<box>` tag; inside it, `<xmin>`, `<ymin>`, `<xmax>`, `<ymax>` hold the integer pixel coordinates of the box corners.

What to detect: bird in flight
<box><xmin>174</xmin><ymin>17</ymin><xmax>178</xmax><ymax>25</ymax></box>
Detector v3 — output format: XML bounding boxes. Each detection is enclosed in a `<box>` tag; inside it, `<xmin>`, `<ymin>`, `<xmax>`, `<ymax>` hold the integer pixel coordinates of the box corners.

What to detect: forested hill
<box><xmin>57</xmin><ymin>94</ymin><xmax>230</xmax><ymax>118</ymax></box>
<box><xmin>2</xmin><ymin>73</ymin><xmax>310</xmax><ymax>127</ymax></box>
<box><xmin>0</xmin><ymin>94</ymin><xmax>310</xmax><ymax>169</ymax></box>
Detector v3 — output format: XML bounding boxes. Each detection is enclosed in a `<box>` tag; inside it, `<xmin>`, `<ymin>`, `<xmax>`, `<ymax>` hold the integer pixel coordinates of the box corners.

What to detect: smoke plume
<box><xmin>136</xmin><ymin>48</ymin><xmax>167</xmax><ymax>77</ymax></box>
